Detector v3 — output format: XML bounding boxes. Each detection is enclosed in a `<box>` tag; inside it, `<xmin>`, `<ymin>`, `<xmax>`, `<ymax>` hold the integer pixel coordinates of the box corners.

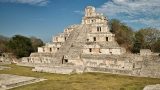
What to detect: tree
<box><xmin>0</xmin><ymin>40</ymin><xmax>7</xmax><ymax>53</ymax></box>
<box><xmin>30</xmin><ymin>37</ymin><xmax>44</xmax><ymax>52</ymax></box>
<box><xmin>152</xmin><ymin>38</ymin><xmax>160</xmax><ymax>53</ymax></box>
<box><xmin>132</xmin><ymin>32</ymin><xmax>143</xmax><ymax>53</ymax></box>
<box><xmin>7</xmin><ymin>35</ymin><xmax>34</xmax><ymax>58</ymax></box>
<box><xmin>133</xmin><ymin>28</ymin><xmax>160</xmax><ymax>53</ymax></box>
<box><xmin>109</xmin><ymin>19</ymin><xmax>134</xmax><ymax>52</ymax></box>
<box><xmin>0</xmin><ymin>35</ymin><xmax>9</xmax><ymax>53</ymax></box>
<box><xmin>109</xmin><ymin>19</ymin><xmax>121</xmax><ymax>33</ymax></box>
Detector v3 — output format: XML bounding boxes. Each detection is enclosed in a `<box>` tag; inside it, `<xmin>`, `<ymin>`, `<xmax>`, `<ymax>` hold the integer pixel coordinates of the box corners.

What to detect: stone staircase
<box><xmin>53</xmin><ymin>25</ymin><xmax>83</xmax><ymax>63</ymax></box>
<box><xmin>66</xmin><ymin>25</ymin><xmax>89</xmax><ymax>60</ymax></box>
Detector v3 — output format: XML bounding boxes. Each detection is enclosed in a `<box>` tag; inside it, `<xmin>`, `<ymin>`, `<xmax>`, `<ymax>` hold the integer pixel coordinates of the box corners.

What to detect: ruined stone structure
<box><xmin>0</xmin><ymin>74</ymin><xmax>45</xmax><ymax>90</ymax></box>
<box><xmin>20</xmin><ymin>6</ymin><xmax>160</xmax><ymax>78</ymax></box>
<box><xmin>143</xmin><ymin>84</ymin><xmax>160</xmax><ymax>90</ymax></box>
<box><xmin>21</xmin><ymin>6</ymin><xmax>126</xmax><ymax>65</ymax></box>
<box><xmin>0</xmin><ymin>53</ymin><xmax>17</xmax><ymax>65</ymax></box>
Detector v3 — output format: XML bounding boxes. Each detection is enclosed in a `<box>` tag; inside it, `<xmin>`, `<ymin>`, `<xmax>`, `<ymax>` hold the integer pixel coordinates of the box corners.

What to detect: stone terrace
<box><xmin>0</xmin><ymin>74</ymin><xmax>45</xmax><ymax>90</ymax></box>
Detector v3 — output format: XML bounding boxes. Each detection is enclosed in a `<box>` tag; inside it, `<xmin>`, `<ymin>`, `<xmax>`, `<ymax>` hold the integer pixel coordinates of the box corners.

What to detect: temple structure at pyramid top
<box><xmin>82</xmin><ymin>6</ymin><xmax>107</xmax><ymax>24</ymax></box>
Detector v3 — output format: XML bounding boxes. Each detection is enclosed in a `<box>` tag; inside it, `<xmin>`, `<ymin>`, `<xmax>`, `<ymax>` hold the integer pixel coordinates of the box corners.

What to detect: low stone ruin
<box><xmin>0</xmin><ymin>66</ymin><xmax>10</xmax><ymax>70</ymax></box>
<box><xmin>32</xmin><ymin>66</ymin><xmax>84</xmax><ymax>74</ymax></box>
<box><xmin>143</xmin><ymin>84</ymin><xmax>160</xmax><ymax>90</ymax></box>
<box><xmin>0</xmin><ymin>74</ymin><xmax>45</xmax><ymax>90</ymax></box>
<box><xmin>0</xmin><ymin>53</ymin><xmax>17</xmax><ymax>65</ymax></box>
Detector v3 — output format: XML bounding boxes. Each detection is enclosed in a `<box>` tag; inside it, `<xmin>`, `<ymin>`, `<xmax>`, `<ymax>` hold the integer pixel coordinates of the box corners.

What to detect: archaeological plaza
<box><xmin>18</xmin><ymin>6</ymin><xmax>160</xmax><ymax>78</ymax></box>
<box><xmin>1</xmin><ymin>6</ymin><xmax>160</xmax><ymax>90</ymax></box>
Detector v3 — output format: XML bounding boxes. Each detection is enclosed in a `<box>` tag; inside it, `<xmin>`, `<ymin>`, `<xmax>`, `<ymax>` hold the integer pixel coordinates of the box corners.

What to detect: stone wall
<box><xmin>87</xmin><ymin>33</ymin><xmax>115</xmax><ymax>42</ymax></box>
<box><xmin>81</xmin><ymin>54</ymin><xmax>160</xmax><ymax>78</ymax></box>
<box><xmin>29</xmin><ymin>53</ymin><xmax>160</xmax><ymax>78</ymax></box>
<box><xmin>140</xmin><ymin>49</ymin><xmax>152</xmax><ymax>56</ymax></box>
<box><xmin>82</xmin><ymin>47</ymin><xmax>126</xmax><ymax>55</ymax></box>
<box><xmin>0</xmin><ymin>53</ymin><xmax>16</xmax><ymax>64</ymax></box>
<box><xmin>91</xmin><ymin>25</ymin><xmax>109</xmax><ymax>33</ymax></box>
<box><xmin>32</xmin><ymin>66</ymin><xmax>84</xmax><ymax>74</ymax></box>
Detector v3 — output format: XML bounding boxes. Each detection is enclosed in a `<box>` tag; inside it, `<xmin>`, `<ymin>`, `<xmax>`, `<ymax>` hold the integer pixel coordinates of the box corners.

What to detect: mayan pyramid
<box><xmin>22</xmin><ymin>6</ymin><xmax>126</xmax><ymax>66</ymax></box>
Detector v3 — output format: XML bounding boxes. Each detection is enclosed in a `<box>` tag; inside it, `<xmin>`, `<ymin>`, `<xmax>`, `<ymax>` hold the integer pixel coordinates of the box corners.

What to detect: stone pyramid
<box><xmin>21</xmin><ymin>6</ymin><xmax>126</xmax><ymax>66</ymax></box>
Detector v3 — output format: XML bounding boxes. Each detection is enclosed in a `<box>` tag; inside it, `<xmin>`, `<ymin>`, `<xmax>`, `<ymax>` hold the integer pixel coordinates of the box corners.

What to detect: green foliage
<box><xmin>109</xmin><ymin>19</ymin><xmax>121</xmax><ymax>33</ymax></box>
<box><xmin>110</xmin><ymin>19</ymin><xmax>160</xmax><ymax>53</ymax></box>
<box><xmin>0</xmin><ymin>35</ymin><xmax>44</xmax><ymax>58</ymax></box>
<box><xmin>0</xmin><ymin>39</ymin><xmax>8</xmax><ymax>53</ymax></box>
<box><xmin>109</xmin><ymin>19</ymin><xmax>134</xmax><ymax>52</ymax></box>
<box><xmin>133</xmin><ymin>28</ymin><xmax>160</xmax><ymax>53</ymax></box>
<box><xmin>132</xmin><ymin>31</ymin><xmax>144</xmax><ymax>53</ymax></box>
<box><xmin>30</xmin><ymin>37</ymin><xmax>44</xmax><ymax>52</ymax></box>
<box><xmin>132</xmin><ymin>41</ymin><xmax>141</xmax><ymax>53</ymax></box>
<box><xmin>7</xmin><ymin>35</ymin><xmax>34</xmax><ymax>58</ymax></box>
<box><xmin>152</xmin><ymin>38</ymin><xmax>160</xmax><ymax>53</ymax></box>
<box><xmin>0</xmin><ymin>35</ymin><xmax>9</xmax><ymax>53</ymax></box>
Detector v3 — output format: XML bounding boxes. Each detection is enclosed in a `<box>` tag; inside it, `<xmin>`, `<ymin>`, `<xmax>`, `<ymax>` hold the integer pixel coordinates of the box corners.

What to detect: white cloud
<box><xmin>97</xmin><ymin>0</ymin><xmax>160</xmax><ymax>29</ymax></box>
<box><xmin>0</xmin><ymin>0</ymin><xmax>49</xmax><ymax>6</ymax></box>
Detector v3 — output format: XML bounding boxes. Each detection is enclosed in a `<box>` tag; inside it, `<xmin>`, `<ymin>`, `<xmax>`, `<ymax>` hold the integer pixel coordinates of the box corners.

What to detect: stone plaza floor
<box><xmin>0</xmin><ymin>74</ymin><xmax>45</xmax><ymax>90</ymax></box>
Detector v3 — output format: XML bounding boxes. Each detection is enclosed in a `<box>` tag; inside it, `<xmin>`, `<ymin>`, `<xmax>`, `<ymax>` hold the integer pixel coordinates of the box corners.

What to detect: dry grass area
<box><xmin>1</xmin><ymin>64</ymin><xmax>160</xmax><ymax>90</ymax></box>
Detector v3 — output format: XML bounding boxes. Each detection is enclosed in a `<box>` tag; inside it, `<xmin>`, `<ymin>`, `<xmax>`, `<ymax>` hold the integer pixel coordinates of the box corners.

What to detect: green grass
<box><xmin>1</xmin><ymin>64</ymin><xmax>160</xmax><ymax>90</ymax></box>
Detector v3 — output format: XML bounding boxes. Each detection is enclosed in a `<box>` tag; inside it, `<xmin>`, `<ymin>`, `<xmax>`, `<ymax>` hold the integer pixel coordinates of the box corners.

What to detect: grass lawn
<box><xmin>0</xmin><ymin>64</ymin><xmax>160</xmax><ymax>90</ymax></box>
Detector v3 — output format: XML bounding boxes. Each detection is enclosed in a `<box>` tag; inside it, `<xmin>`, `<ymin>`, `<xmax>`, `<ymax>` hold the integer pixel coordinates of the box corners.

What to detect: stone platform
<box><xmin>0</xmin><ymin>74</ymin><xmax>45</xmax><ymax>90</ymax></box>
<box><xmin>32</xmin><ymin>66</ymin><xmax>84</xmax><ymax>74</ymax></box>
<box><xmin>143</xmin><ymin>84</ymin><xmax>160</xmax><ymax>90</ymax></box>
<box><xmin>0</xmin><ymin>66</ymin><xmax>10</xmax><ymax>70</ymax></box>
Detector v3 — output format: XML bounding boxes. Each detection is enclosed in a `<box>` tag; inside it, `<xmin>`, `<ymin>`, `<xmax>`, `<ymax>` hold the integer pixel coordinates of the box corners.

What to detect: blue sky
<box><xmin>0</xmin><ymin>0</ymin><xmax>160</xmax><ymax>42</ymax></box>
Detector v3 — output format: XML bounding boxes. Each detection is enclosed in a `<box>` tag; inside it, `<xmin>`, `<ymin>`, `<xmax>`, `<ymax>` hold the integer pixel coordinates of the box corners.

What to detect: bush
<box><xmin>7</xmin><ymin>35</ymin><xmax>34</xmax><ymax>58</ymax></box>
